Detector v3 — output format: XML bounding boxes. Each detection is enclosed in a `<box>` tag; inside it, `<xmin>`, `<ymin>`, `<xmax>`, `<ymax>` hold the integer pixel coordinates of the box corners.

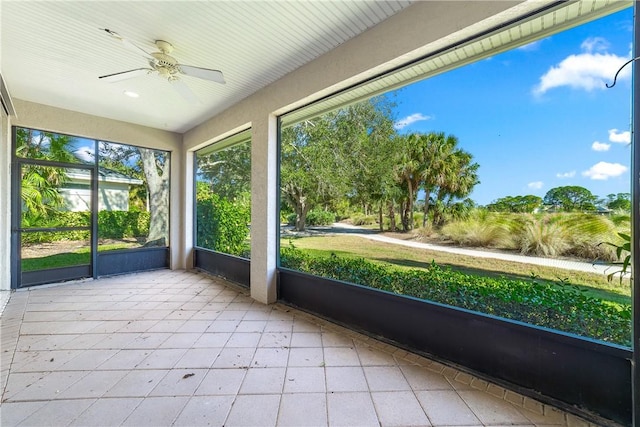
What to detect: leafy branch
<box><xmin>602</xmin><ymin>232</ymin><xmax>631</xmax><ymax>283</ymax></box>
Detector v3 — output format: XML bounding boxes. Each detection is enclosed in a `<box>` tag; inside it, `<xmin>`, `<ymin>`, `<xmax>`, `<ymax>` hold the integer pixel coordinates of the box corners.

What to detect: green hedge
<box><xmin>280</xmin><ymin>247</ymin><xmax>631</xmax><ymax>346</ymax></box>
<box><xmin>98</xmin><ymin>211</ymin><xmax>149</xmax><ymax>238</ymax></box>
<box><xmin>196</xmin><ymin>193</ymin><xmax>250</xmax><ymax>257</ymax></box>
<box><xmin>21</xmin><ymin>211</ymin><xmax>150</xmax><ymax>244</ymax></box>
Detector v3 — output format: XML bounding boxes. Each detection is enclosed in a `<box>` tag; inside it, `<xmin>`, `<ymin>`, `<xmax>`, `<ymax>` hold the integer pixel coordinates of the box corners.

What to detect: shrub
<box><xmin>412</xmin><ymin>212</ymin><xmax>424</xmax><ymax>229</ymax></box>
<box><xmin>306</xmin><ymin>210</ymin><xmax>336</xmax><ymax>226</ymax></box>
<box><xmin>280</xmin><ymin>247</ymin><xmax>631</xmax><ymax>346</ymax></box>
<box><xmin>351</xmin><ymin>213</ymin><xmax>377</xmax><ymax>226</ymax></box>
<box><xmin>98</xmin><ymin>211</ymin><xmax>150</xmax><ymax>239</ymax></box>
<box><xmin>196</xmin><ymin>193</ymin><xmax>250</xmax><ymax>256</ymax></box>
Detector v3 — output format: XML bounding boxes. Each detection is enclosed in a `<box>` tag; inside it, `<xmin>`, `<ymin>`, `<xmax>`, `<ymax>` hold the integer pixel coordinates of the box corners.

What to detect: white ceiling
<box><xmin>1</xmin><ymin>1</ymin><xmax>413</xmax><ymax>133</ymax></box>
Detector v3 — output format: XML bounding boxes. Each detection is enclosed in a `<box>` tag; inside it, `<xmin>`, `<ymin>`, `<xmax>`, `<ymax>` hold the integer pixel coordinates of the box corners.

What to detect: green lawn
<box><xmin>21</xmin><ymin>243</ymin><xmax>139</xmax><ymax>272</ymax></box>
<box><xmin>281</xmin><ymin>234</ymin><xmax>631</xmax><ymax>306</ymax></box>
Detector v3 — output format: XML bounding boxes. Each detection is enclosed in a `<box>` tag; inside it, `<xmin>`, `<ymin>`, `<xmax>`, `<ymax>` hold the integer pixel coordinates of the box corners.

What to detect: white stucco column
<box><xmin>0</xmin><ymin>107</ymin><xmax>11</xmax><ymax>290</ymax></box>
<box><xmin>250</xmin><ymin>114</ymin><xmax>278</xmax><ymax>304</ymax></box>
<box><xmin>179</xmin><ymin>149</ymin><xmax>195</xmax><ymax>270</ymax></box>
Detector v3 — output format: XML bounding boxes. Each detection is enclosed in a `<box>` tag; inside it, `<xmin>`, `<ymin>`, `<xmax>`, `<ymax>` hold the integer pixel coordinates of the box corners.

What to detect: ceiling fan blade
<box><xmin>101</xmin><ymin>28</ymin><xmax>154</xmax><ymax>59</ymax></box>
<box><xmin>170</xmin><ymin>79</ymin><xmax>199</xmax><ymax>104</ymax></box>
<box><xmin>178</xmin><ymin>65</ymin><xmax>225</xmax><ymax>84</ymax></box>
<box><xmin>99</xmin><ymin>68</ymin><xmax>152</xmax><ymax>82</ymax></box>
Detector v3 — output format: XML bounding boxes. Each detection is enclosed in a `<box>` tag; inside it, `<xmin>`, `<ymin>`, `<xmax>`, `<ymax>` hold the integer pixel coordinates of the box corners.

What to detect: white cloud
<box><xmin>74</xmin><ymin>146</ymin><xmax>95</xmax><ymax>162</ymax></box>
<box><xmin>608</xmin><ymin>128</ymin><xmax>631</xmax><ymax>144</ymax></box>
<box><xmin>527</xmin><ymin>181</ymin><xmax>544</xmax><ymax>190</ymax></box>
<box><xmin>582</xmin><ymin>162</ymin><xmax>628</xmax><ymax>180</ymax></box>
<box><xmin>580</xmin><ymin>37</ymin><xmax>610</xmax><ymax>53</ymax></box>
<box><xmin>532</xmin><ymin>38</ymin><xmax>629</xmax><ymax>95</ymax></box>
<box><xmin>556</xmin><ymin>171</ymin><xmax>576</xmax><ymax>178</ymax></box>
<box><xmin>591</xmin><ymin>141</ymin><xmax>610</xmax><ymax>152</ymax></box>
<box><xmin>394</xmin><ymin>113</ymin><xmax>431</xmax><ymax>130</ymax></box>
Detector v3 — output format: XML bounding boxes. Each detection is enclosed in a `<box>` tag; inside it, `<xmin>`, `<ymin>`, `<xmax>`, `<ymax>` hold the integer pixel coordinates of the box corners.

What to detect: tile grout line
<box><xmin>277</xmin><ymin>299</ymin><xmax>580</xmax><ymax>427</ymax></box>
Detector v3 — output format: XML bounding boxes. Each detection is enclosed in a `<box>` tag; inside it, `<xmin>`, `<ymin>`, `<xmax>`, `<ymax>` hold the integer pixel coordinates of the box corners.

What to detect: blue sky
<box><xmin>392</xmin><ymin>7</ymin><xmax>634</xmax><ymax>206</ymax></box>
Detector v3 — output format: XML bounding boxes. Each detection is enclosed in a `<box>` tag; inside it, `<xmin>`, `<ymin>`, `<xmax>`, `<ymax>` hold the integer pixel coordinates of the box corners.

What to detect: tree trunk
<box><xmin>139</xmin><ymin>148</ymin><xmax>169</xmax><ymax>247</ymax></box>
<box><xmin>400</xmin><ymin>199</ymin><xmax>411</xmax><ymax>232</ymax></box>
<box><xmin>295</xmin><ymin>200</ymin><xmax>310</xmax><ymax>231</ymax></box>
<box><xmin>388</xmin><ymin>201</ymin><xmax>396</xmax><ymax>232</ymax></box>
<box><xmin>433</xmin><ymin>189</ymin><xmax>447</xmax><ymax>227</ymax></box>
<box><xmin>283</xmin><ymin>183</ymin><xmax>311</xmax><ymax>231</ymax></box>
<box><xmin>378</xmin><ymin>202</ymin><xmax>384</xmax><ymax>232</ymax></box>
<box><xmin>403</xmin><ymin>179</ymin><xmax>414</xmax><ymax>231</ymax></box>
<box><xmin>422</xmin><ymin>187</ymin><xmax>432</xmax><ymax>228</ymax></box>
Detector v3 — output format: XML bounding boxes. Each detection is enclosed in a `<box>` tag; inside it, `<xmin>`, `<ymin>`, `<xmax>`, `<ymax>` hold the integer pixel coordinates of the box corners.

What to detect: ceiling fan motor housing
<box><xmin>149</xmin><ymin>41</ymin><xmax>180</xmax><ymax>79</ymax></box>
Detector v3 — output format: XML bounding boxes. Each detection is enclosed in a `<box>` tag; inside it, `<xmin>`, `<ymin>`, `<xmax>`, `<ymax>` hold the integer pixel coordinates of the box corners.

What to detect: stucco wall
<box><xmin>0</xmin><ymin>101</ymin><xmax>10</xmax><ymax>290</ymax></box>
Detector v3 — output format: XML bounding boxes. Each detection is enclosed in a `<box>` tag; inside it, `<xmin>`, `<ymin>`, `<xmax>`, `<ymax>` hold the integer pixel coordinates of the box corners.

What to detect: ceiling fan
<box><xmin>99</xmin><ymin>28</ymin><xmax>225</xmax><ymax>103</ymax></box>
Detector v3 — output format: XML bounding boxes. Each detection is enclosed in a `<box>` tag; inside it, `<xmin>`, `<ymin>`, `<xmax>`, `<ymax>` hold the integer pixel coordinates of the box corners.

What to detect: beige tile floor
<box><xmin>0</xmin><ymin>270</ymin><xmax>597</xmax><ymax>427</ymax></box>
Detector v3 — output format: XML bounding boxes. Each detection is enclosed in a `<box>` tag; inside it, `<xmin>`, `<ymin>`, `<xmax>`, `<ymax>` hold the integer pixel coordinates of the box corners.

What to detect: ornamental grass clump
<box><xmin>438</xmin><ymin>211</ymin><xmax>626</xmax><ymax>262</ymax></box>
<box><xmin>440</xmin><ymin>212</ymin><xmax>513</xmax><ymax>248</ymax></box>
<box><xmin>518</xmin><ymin>218</ymin><xmax>570</xmax><ymax>257</ymax></box>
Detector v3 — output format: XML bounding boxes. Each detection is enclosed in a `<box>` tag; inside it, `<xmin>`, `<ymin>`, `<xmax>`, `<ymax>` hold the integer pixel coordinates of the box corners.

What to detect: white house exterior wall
<box><xmin>60</xmin><ymin>182</ymin><xmax>133</xmax><ymax>212</ymax></box>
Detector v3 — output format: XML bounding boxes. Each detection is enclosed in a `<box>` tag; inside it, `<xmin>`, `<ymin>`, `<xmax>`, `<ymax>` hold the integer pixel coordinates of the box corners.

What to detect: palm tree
<box><xmin>420</xmin><ymin>132</ymin><xmax>457</xmax><ymax>227</ymax></box>
<box><xmin>16</xmin><ymin>128</ymin><xmax>76</xmax><ymax>220</ymax></box>
<box><xmin>394</xmin><ymin>134</ymin><xmax>423</xmax><ymax>231</ymax></box>
<box><xmin>417</xmin><ymin>132</ymin><xmax>479</xmax><ymax>227</ymax></box>
<box><xmin>432</xmin><ymin>149</ymin><xmax>479</xmax><ymax>226</ymax></box>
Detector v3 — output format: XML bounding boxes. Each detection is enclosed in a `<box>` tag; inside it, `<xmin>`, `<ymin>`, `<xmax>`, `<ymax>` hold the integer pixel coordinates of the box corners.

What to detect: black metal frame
<box><xmin>194</xmin><ymin>248</ymin><xmax>250</xmax><ymax>288</ymax></box>
<box><xmin>631</xmin><ymin>2</ymin><xmax>639</xmax><ymax>424</ymax></box>
<box><xmin>191</xmin><ymin>130</ymin><xmax>252</xmax><ymax>288</ymax></box>
<box><xmin>11</xmin><ymin>136</ymin><xmax>97</xmax><ymax>288</ymax></box>
<box><xmin>10</xmin><ymin>126</ymin><xmax>171</xmax><ymax>288</ymax></box>
<box><xmin>278</xmin><ymin>268</ymin><xmax>632</xmax><ymax>426</ymax></box>
<box><xmin>22</xmin><ymin>265</ymin><xmax>92</xmax><ymax>287</ymax></box>
<box><xmin>97</xmin><ymin>247</ymin><xmax>169</xmax><ymax>276</ymax></box>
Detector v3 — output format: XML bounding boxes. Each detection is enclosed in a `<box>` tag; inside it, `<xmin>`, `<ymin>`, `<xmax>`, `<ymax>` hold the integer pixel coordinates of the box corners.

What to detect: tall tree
<box><xmin>139</xmin><ymin>148</ymin><xmax>170</xmax><ymax>246</ymax></box>
<box><xmin>280</xmin><ymin>98</ymin><xmax>396</xmax><ymax>231</ymax></box>
<box><xmin>280</xmin><ymin>119</ymin><xmax>344</xmax><ymax>231</ymax></box>
<box><xmin>394</xmin><ymin>133</ymin><xmax>424</xmax><ymax>231</ymax></box>
<box><xmin>196</xmin><ymin>142</ymin><xmax>251</xmax><ymax>201</ymax></box>
<box><xmin>543</xmin><ymin>186</ymin><xmax>598</xmax><ymax>212</ymax></box>
<box><xmin>430</xmin><ymin>148</ymin><xmax>479</xmax><ymax>226</ymax></box>
<box><xmin>404</xmin><ymin>132</ymin><xmax>479</xmax><ymax>227</ymax></box>
<box><xmin>487</xmin><ymin>195</ymin><xmax>543</xmax><ymax>213</ymax></box>
<box><xmin>340</xmin><ymin>98</ymin><xmax>399</xmax><ymax>231</ymax></box>
<box><xmin>605</xmin><ymin>193</ymin><xmax>631</xmax><ymax>211</ymax></box>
